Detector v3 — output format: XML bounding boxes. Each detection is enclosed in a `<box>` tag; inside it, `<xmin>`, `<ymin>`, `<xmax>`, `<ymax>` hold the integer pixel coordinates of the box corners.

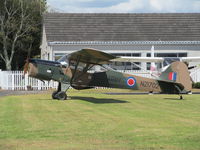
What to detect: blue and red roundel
<box><xmin>126</xmin><ymin>77</ymin><xmax>136</xmax><ymax>87</ymax></box>
<box><xmin>168</xmin><ymin>72</ymin><xmax>177</xmax><ymax>81</ymax></box>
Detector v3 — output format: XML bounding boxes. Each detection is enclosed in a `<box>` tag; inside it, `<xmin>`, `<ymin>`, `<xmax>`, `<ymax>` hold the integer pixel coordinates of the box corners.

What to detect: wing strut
<box><xmin>125</xmin><ymin>62</ymin><xmax>153</xmax><ymax>77</ymax></box>
<box><xmin>70</xmin><ymin>56</ymin><xmax>81</xmax><ymax>85</ymax></box>
<box><xmin>70</xmin><ymin>56</ymin><xmax>95</xmax><ymax>86</ymax></box>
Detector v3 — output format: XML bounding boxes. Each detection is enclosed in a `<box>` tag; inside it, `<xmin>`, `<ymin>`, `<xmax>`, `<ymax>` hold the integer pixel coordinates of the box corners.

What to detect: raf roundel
<box><xmin>126</xmin><ymin>77</ymin><xmax>136</xmax><ymax>87</ymax></box>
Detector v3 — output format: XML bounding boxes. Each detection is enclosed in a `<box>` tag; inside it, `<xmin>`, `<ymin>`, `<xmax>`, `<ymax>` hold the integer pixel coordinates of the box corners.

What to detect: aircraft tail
<box><xmin>158</xmin><ymin>61</ymin><xmax>192</xmax><ymax>92</ymax></box>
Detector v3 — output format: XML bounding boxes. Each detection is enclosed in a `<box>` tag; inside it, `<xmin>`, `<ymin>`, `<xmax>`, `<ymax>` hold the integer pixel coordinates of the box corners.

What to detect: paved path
<box><xmin>0</xmin><ymin>90</ymin><xmax>49</xmax><ymax>97</ymax></box>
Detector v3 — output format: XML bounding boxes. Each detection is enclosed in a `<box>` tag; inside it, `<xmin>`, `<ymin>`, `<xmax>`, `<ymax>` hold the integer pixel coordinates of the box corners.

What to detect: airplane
<box><xmin>24</xmin><ymin>48</ymin><xmax>193</xmax><ymax>100</ymax></box>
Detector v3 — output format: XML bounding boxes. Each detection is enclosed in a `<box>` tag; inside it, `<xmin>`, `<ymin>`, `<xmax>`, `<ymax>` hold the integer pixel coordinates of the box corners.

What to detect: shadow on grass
<box><xmin>164</xmin><ymin>98</ymin><xmax>183</xmax><ymax>101</ymax></box>
<box><xmin>71</xmin><ymin>96</ymin><xmax>129</xmax><ymax>104</ymax></box>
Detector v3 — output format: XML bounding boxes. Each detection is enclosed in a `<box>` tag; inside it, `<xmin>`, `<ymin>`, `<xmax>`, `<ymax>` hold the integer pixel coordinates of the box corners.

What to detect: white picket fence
<box><xmin>0</xmin><ymin>70</ymin><xmax>58</xmax><ymax>90</ymax></box>
<box><xmin>189</xmin><ymin>67</ymin><xmax>200</xmax><ymax>83</ymax></box>
<box><xmin>0</xmin><ymin>69</ymin><xmax>200</xmax><ymax>90</ymax></box>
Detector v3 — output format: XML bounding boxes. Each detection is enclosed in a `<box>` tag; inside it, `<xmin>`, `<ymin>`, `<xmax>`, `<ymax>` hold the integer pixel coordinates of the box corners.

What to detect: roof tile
<box><xmin>44</xmin><ymin>13</ymin><xmax>200</xmax><ymax>42</ymax></box>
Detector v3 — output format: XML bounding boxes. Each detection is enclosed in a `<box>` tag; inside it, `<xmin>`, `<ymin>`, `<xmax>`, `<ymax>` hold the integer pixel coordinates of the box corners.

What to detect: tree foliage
<box><xmin>0</xmin><ymin>0</ymin><xmax>46</xmax><ymax>70</ymax></box>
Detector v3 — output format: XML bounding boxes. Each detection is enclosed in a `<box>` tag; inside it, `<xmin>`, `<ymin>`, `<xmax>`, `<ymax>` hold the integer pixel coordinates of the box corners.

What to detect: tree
<box><xmin>0</xmin><ymin>0</ymin><xmax>46</xmax><ymax>70</ymax></box>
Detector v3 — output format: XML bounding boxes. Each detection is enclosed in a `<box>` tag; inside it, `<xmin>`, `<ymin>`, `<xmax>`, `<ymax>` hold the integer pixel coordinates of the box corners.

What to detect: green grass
<box><xmin>0</xmin><ymin>89</ymin><xmax>200</xmax><ymax>150</ymax></box>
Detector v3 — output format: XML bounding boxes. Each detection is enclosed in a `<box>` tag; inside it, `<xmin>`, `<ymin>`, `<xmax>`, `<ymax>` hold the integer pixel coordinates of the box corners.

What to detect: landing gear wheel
<box><xmin>56</xmin><ymin>91</ymin><xmax>67</xmax><ymax>100</ymax></box>
<box><xmin>52</xmin><ymin>91</ymin><xmax>58</xmax><ymax>99</ymax></box>
<box><xmin>180</xmin><ymin>95</ymin><xmax>183</xmax><ymax>100</ymax></box>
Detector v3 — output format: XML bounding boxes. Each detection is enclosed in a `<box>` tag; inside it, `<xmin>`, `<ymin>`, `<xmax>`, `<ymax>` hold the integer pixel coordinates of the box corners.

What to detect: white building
<box><xmin>41</xmin><ymin>13</ymin><xmax>200</xmax><ymax>70</ymax></box>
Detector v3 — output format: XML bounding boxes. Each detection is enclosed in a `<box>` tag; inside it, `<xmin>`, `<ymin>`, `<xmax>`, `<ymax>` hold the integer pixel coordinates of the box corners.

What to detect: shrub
<box><xmin>192</xmin><ymin>82</ymin><xmax>200</xmax><ymax>88</ymax></box>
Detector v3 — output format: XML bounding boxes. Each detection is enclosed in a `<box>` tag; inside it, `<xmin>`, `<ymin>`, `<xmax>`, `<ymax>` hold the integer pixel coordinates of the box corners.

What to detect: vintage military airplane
<box><xmin>24</xmin><ymin>48</ymin><xmax>193</xmax><ymax>100</ymax></box>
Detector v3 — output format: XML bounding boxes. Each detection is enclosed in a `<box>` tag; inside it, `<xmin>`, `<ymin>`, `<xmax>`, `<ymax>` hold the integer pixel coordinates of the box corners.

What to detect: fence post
<box><xmin>37</xmin><ymin>80</ymin><xmax>41</xmax><ymax>90</ymax></box>
<box><xmin>12</xmin><ymin>71</ymin><xmax>14</xmax><ymax>90</ymax></box>
<box><xmin>25</xmin><ymin>73</ymin><xmax>28</xmax><ymax>90</ymax></box>
<box><xmin>7</xmin><ymin>72</ymin><xmax>10</xmax><ymax>90</ymax></box>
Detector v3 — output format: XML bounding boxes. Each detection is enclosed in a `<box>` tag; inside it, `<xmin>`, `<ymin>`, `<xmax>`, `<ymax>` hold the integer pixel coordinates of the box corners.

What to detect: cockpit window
<box><xmin>57</xmin><ymin>55</ymin><xmax>68</xmax><ymax>67</ymax></box>
<box><xmin>100</xmin><ymin>64</ymin><xmax>114</xmax><ymax>71</ymax></box>
<box><xmin>68</xmin><ymin>59</ymin><xmax>113</xmax><ymax>73</ymax></box>
<box><xmin>57</xmin><ymin>55</ymin><xmax>67</xmax><ymax>62</ymax></box>
<box><xmin>88</xmin><ymin>64</ymin><xmax>114</xmax><ymax>72</ymax></box>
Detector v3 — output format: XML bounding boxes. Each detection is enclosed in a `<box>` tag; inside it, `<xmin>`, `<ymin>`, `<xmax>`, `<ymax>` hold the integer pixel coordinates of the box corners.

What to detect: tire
<box><xmin>52</xmin><ymin>91</ymin><xmax>58</xmax><ymax>99</ymax></box>
<box><xmin>57</xmin><ymin>91</ymin><xmax>67</xmax><ymax>100</ymax></box>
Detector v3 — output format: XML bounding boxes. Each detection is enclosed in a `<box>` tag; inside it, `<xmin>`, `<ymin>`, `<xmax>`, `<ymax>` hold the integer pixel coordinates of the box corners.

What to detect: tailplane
<box><xmin>158</xmin><ymin>61</ymin><xmax>192</xmax><ymax>92</ymax></box>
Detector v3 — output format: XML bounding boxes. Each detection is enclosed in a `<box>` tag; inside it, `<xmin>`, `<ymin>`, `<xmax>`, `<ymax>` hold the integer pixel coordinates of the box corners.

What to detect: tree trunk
<box><xmin>6</xmin><ymin>61</ymin><xmax>12</xmax><ymax>71</ymax></box>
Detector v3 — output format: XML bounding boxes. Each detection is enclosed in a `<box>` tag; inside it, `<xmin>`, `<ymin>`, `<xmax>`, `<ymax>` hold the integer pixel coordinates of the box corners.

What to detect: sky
<box><xmin>47</xmin><ymin>0</ymin><xmax>200</xmax><ymax>13</ymax></box>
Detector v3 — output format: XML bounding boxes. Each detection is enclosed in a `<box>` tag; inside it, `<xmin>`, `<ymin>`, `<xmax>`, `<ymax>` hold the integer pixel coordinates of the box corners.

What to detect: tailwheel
<box><xmin>56</xmin><ymin>91</ymin><xmax>67</xmax><ymax>100</ymax></box>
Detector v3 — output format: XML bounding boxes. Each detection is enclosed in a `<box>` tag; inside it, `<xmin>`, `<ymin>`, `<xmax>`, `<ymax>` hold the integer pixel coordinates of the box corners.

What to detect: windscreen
<box><xmin>57</xmin><ymin>55</ymin><xmax>68</xmax><ymax>67</ymax></box>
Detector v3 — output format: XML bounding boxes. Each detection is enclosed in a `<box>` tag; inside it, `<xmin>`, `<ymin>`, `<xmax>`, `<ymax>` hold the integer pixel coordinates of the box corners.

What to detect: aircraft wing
<box><xmin>67</xmin><ymin>49</ymin><xmax>200</xmax><ymax>64</ymax></box>
<box><xmin>68</xmin><ymin>48</ymin><xmax>116</xmax><ymax>64</ymax></box>
<box><xmin>181</xmin><ymin>57</ymin><xmax>200</xmax><ymax>62</ymax></box>
<box><xmin>111</xmin><ymin>57</ymin><xmax>200</xmax><ymax>63</ymax></box>
<box><xmin>111</xmin><ymin>57</ymin><xmax>164</xmax><ymax>63</ymax></box>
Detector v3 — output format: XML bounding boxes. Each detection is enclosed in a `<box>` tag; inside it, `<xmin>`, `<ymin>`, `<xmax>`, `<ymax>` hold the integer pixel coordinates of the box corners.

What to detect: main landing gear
<box><xmin>52</xmin><ymin>91</ymin><xmax>67</xmax><ymax>100</ymax></box>
<box><xmin>52</xmin><ymin>82</ymin><xmax>70</xmax><ymax>100</ymax></box>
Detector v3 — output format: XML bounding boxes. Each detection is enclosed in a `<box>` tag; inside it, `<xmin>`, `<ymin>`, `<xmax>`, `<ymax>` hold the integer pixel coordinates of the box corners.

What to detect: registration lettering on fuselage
<box><xmin>140</xmin><ymin>81</ymin><xmax>159</xmax><ymax>89</ymax></box>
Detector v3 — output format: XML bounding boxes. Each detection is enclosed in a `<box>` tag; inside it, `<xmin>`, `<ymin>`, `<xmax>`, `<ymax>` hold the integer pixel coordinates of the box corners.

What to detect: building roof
<box><xmin>44</xmin><ymin>13</ymin><xmax>200</xmax><ymax>42</ymax></box>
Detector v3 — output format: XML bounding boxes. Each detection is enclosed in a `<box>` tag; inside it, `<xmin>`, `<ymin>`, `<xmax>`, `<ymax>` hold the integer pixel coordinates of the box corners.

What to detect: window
<box><xmin>54</xmin><ymin>53</ymin><xmax>66</xmax><ymax>61</ymax></box>
<box><xmin>178</xmin><ymin>53</ymin><xmax>187</xmax><ymax>57</ymax></box>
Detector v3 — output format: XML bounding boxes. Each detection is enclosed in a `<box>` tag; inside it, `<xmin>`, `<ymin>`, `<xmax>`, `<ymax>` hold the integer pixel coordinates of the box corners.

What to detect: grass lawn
<box><xmin>0</xmin><ymin>89</ymin><xmax>200</xmax><ymax>150</ymax></box>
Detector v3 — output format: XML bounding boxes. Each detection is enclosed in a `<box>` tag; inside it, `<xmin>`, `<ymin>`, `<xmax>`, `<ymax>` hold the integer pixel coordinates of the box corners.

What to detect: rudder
<box><xmin>158</xmin><ymin>61</ymin><xmax>192</xmax><ymax>92</ymax></box>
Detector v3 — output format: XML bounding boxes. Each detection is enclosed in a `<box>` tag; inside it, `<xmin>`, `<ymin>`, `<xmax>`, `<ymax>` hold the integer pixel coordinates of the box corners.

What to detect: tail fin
<box><xmin>158</xmin><ymin>61</ymin><xmax>192</xmax><ymax>92</ymax></box>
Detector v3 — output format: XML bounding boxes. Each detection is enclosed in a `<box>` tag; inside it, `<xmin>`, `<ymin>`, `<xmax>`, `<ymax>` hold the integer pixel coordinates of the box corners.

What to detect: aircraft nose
<box><xmin>23</xmin><ymin>58</ymin><xmax>30</xmax><ymax>75</ymax></box>
<box><xmin>23</xmin><ymin>59</ymin><xmax>38</xmax><ymax>77</ymax></box>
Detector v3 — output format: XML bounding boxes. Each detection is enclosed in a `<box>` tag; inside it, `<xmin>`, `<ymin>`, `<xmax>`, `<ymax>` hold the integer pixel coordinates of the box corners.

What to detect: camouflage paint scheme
<box><xmin>28</xmin><ymin>59</ymin><xmax>70</xmax><ymax>83</ymax></box>
<box><xmin>70</xmin><ymin>62</ymin><xmax>191</xmax><ymax>94</ymax></box>
<box><xmin>26</xmin><ymin>48</ymin><xmax>192</xmax><ymax>99</ymax></box>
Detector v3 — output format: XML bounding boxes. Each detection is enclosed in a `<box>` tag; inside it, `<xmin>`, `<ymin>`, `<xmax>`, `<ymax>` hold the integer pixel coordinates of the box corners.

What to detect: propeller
<box><xmin>23</xmin><ymin>58</ymin><xmax>29</xmax><ymax>75</ymax></box>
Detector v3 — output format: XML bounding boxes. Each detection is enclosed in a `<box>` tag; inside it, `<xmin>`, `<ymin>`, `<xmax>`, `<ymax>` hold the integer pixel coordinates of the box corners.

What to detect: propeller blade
<box><xmin>23</xmin><ymin>58</ymin><xmax>29</xmax><ymax>75</ymax></box>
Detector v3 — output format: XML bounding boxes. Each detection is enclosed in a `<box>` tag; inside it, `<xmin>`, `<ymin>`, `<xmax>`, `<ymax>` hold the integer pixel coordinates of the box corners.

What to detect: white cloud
<box><xmin>193</xmin><ymin>1</ymin><xmax>200</xmax><ymax>11</ymax></box>
<box><xmin>54</xmin><ymin>0</ymin><xmax>148</xmax><ymax>13</ymax></box>
<box><xmin>107</xmin><ymin>0</ymin><xmax>146</xmax><ymax>13</ymax></box>
<box><xmin>47</xmin><ymin>0</ymin><xmax>200</xmax><ymax>13</ymax></box>
<box><xmin>150</xmin><ymin>0</ymin><xmax>179</xmax><ymax>12</ymax></box>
